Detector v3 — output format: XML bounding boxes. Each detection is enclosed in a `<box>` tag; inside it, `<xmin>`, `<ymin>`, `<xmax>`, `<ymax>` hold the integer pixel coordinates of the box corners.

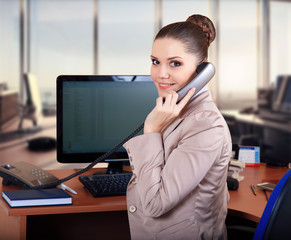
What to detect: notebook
<box><xmin>2</xmin><ymin>188</ymin><xmax>72</xmax><ymax>207</ymax></box>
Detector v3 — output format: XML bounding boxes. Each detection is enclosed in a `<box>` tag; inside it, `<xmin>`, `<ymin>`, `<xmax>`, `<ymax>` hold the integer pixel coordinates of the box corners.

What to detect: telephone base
<box><xmin>2</xmin><ymin>178</ymin><xmax>12</xmax><ymax>186</ymax></box>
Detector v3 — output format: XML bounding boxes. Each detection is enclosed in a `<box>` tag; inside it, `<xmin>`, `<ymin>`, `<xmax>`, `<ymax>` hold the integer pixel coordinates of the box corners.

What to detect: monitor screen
<box><xmin>280</xmin><ymin>76</ymin><xmax>291</xmax><ymax>114</ymax></box>
<box><xmin>273</xmin><ymin>75</ymin><xmax>291</xmax><ymax>114</ymax></box>
<box><xmin>57</xmin><ymin>75</ymin><xmax>158</xmax><ymax>166</ymax></box>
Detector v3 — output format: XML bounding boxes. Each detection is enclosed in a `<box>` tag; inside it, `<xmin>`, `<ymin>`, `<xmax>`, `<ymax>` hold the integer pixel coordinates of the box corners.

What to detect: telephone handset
<box><xmin>0</xmin><ymin>161</ymin><xmax>59</xmax><ymax>189</ymax></box>
<box><xmin>177</xmin><ymin>62</ymin><xmax>215</xmax><ymax>103</ymax></box>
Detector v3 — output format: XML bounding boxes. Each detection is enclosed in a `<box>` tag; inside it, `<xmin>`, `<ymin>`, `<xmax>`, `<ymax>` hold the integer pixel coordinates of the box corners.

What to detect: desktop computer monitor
<box><xmin>263</xmin><ymin>75</ymin><xmax>291</xmax><ymax>166</ymax></box>
<box><xmin>56</xmin><ymin>75</ymin><xmax>158</xmax><ymax>173</ymax></box>
<box><xmin>279</xmin><ymin>76</ymin><xmax>291</xmax><ymax>114</ymax></box>
<box><xmin>272</xmin><ymin>75</ymin><xmax>291</xmax><ymax>115</ymax></box>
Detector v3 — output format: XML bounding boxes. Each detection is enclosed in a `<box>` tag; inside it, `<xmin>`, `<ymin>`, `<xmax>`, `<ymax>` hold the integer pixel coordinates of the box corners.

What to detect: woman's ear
<box><xmin>201</xmin><ymin>58</ymin><xmax>208</xmax><ymax>63</ymax></box>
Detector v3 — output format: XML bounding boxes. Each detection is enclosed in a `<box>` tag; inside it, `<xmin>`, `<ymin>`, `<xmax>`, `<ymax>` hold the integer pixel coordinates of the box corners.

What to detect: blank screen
<box><xmin>61</xmin><ymin>80</ymin><xmax>158</xmax><ymax>155</ymax></box>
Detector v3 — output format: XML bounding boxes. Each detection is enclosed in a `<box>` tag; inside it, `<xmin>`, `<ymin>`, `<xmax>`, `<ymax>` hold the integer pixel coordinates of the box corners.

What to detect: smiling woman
<box><xmin>123</xmin><ymin>14</ymin><xmax>232</xmax><ymax>240</ymax></box>
<box><xmin>150</xmin><ymin>38</ymin><xmax>198</xmax><ymax>97</ymax></box>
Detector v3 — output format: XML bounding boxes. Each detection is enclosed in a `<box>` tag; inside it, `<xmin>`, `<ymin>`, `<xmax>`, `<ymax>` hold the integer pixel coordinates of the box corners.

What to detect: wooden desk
<box><xmin>0</xmin><ymin>164</ymin><xmax>289</xmax><ymax>239</ymax></box>
<box><xmin>0</xmin><ymin>168</ymin><xmax>130</xmax><ymax>240</ymax></box>
<box><xmin>227</xmin><ymin>163</ymin><xmax>289</xmax><ymax>223</ymax></box>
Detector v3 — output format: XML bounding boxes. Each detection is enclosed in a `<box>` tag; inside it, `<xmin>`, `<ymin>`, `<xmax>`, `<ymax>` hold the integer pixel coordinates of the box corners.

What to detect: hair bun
<box><xmin>186</xmin><ymin>14</ymin><xmax>216</xmax><ymax>46</ymax></box>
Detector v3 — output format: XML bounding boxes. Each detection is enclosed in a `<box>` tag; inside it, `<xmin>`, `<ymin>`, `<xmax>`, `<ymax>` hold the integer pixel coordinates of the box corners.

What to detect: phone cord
<box><xmin>31</xmin><ymin>122</ymin><xmax>144</xmax><ymax>189</ymax></box>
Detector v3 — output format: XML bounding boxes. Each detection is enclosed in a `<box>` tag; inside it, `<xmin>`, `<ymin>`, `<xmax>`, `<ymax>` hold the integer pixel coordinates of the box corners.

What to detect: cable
<box><xmin>31</xmin><ymin>122</ymin><xmax>144</xmax><ymax>190</ymax></box>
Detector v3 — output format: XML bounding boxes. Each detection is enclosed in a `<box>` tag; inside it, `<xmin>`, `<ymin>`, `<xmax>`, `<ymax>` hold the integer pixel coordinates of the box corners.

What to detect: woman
<box><xmin>123</xmin><ymin>14</ymin><xmax>232</xmax><ymax>240</ymax></box>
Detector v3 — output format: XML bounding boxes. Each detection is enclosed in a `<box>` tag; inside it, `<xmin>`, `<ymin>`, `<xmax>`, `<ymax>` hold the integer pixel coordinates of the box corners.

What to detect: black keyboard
<box><xmin>79</xmin><ymin>173</ymin><xmax>132</xmax><ymax>197</ymax></box>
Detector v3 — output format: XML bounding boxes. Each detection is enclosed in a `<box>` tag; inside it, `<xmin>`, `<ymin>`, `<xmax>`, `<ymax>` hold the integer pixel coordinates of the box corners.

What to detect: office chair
<box><xmin>227</xmin><ymin>169</ymin><xmax>291</xmax><ymax>240</ymax></box>
<box><xmin>253</xmin><ymin>169</ymin><xmax>291</xmax><ymax>240</ymax></box>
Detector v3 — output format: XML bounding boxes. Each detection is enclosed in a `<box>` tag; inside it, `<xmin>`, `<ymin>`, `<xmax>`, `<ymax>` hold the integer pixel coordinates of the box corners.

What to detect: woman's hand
<box><xmin>144</xmin><ymin>88</ymin><xmax>195</xmax><ymax>134</ymax></box>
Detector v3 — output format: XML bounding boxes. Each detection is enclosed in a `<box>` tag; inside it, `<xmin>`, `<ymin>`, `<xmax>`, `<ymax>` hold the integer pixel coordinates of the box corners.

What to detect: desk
<box><xmin>0</xmin><ymin>168</ymin><xmax>130</xmax><ymax>240</ymax></box>
<box><xmin>0</xmin><ymin>164</ymin><xmax>289</xmax><ymax>239</ymax></box>
<box><xmin>227</xmin><ymin>163</ymin><xmax>289</xmax><ymax>223</ymax></box>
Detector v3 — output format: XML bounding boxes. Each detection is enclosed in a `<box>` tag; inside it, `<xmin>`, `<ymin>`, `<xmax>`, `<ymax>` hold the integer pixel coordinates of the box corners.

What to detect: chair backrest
<box><xmin>23</xmin><ymin>73</ymin><xmax>42</xmax><ymax>112</ymax></box>
<box><xmin>253</xmin><ymin>169</ymin><xmax>291</xmax><ymax>240</ymax></box>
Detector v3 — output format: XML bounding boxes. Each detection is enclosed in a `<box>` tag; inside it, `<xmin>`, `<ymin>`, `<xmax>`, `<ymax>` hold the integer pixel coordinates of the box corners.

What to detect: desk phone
<box><xmin>0</xmin><ymin>161</ymin><xmax>59</xmax><ymax>189</ymax></box>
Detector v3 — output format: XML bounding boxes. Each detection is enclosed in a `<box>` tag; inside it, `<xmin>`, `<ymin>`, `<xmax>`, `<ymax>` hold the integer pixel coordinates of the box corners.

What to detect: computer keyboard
<box><xmin>79</xmin><ymin>172</ymin><xmax>132</xmax><ymax>197</ymax></box>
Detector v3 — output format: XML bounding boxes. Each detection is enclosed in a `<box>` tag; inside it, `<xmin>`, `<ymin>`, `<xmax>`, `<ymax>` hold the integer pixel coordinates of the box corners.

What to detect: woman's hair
<box><xmin>154</xmin><ymin>14</ymin><xmax>216</xmax><ymax>64</ymax></box>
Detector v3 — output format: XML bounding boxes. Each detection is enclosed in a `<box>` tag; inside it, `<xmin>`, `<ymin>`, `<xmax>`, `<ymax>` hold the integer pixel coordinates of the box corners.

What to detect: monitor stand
<box><xmin>93</xmin><ymin>161</ymin><xmax>130</xmax><ymax>175</ymax></box>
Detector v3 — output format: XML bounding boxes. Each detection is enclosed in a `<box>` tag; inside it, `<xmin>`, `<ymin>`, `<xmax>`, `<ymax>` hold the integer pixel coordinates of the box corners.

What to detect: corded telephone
<box><xmin>0</xmin><ymin>161</ymin><xmax>59</xmax><ymax>189</ymax></box>
<box><xmin>0</xmin><ymin>62</ymin><xmax>215</xmax><ymax>190</ymax></box>
<box><xmin>177</xmin><ymin>62</ymin><xmax>215</xmax><ymax>102</ymax></box>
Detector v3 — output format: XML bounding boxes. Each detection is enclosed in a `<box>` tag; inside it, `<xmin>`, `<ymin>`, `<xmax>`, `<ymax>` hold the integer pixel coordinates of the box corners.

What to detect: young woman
<box><xmin>123</xmin><ymin>14</ymin><xmax>232</xmax><ymax>240</ymax></box>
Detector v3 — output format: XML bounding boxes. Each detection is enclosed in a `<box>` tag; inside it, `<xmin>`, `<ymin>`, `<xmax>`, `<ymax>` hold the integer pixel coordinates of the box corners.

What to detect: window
<box><xmin>2</xmin><ymin>0</ymin><xmax>289</xmax><ymax>110</ymax></box>
<box><xmin>270</xmin><ymin>1</ymin><xmax>291</xmax><ymax>84</ymax></box>
<box><xmin>0</xmin><ymin>0</ymin><xmax>20</xmax><ymax>90</ymax></box>
<box><xmin>98</xmin><ymin>0</ymin><xmax>155</xmax><ymax>75</ymax></box>
<box><xmin>162</xmin><ymin>0</ymin><xmax>208</xmax><ymax>25</ymax></box>
<box><xmin>218</xmin><ymin>0</ymin><xmax>258</xmax><ymax>109</ymax></box>
<box><xmin>30</xmin><ymin>0</ymin><xmax>94</xmax><ymax>105</ymax></box>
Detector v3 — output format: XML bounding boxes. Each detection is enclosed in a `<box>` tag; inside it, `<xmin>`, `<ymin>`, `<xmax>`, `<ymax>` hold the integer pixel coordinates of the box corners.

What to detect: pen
<box><xmin>264</xmin><ymin>190</ymin><xmax>269</xmax><ymax>201</ymax></box>
<box><xmin>61</xmin><ymin>184</ymin><xmax>78</xmax><ymax>195</ymax></box>
<box><xmin>251</xmin><ymin>185</ymin><xmax>256</xmax><ymax>196</ymax></box>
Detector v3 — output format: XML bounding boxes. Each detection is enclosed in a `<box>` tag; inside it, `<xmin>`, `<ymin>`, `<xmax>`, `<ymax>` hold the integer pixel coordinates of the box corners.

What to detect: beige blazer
<box><xmin>123</xmin><ymin>91</ymin><xmax>232</xmax><ymax>240</ymax></box>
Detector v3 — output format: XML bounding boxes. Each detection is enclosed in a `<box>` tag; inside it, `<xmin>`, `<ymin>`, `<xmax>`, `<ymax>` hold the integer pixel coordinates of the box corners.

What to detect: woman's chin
<box><xmin>158</xmin><ymin>89</ymin><xmax>172</xmax><ymax>98</ymax></box>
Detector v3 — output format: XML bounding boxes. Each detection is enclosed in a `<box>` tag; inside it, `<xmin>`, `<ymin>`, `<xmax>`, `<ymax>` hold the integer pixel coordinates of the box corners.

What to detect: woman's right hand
<box><xmin>144</xmin><ymin>88</ymin><xmax>195</xmax><ymax>134</ymax></box>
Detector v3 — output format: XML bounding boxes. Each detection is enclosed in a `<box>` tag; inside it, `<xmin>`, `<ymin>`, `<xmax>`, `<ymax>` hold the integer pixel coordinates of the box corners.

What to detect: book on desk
<box><xmin>2</xmin><ymin>188</ymin><xmax>72</xmax><ymax>207</ymax></box>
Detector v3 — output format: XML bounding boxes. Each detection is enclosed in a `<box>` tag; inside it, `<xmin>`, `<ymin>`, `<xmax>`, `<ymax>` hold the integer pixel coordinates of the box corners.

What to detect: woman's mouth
<box><xmin>159</xmin><ymin>83</ymin><xmax>175</xmax><ymax>89</ymax></box>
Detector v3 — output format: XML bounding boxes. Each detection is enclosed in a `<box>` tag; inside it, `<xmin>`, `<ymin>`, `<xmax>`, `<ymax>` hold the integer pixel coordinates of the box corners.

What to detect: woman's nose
<box><xmin>158</xmin><ymin>65</ymin><xmax>170</xmax><ymax>79</ymax></box>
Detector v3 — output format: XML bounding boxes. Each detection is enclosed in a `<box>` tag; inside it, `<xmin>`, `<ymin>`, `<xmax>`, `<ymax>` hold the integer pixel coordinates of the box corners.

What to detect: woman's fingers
<box><xmin>144</xmin><ymin>89</ymin><xmax>195</xmax><ymax>133</ymax></box>
<box><xmin>177</xmin><ymin>88</ymin><xmax>195</xmax><ymax>110</ymax></box>
<box><xmin>156</xmin><ymin>96</ymin><xmax>164</xmax><ymax>107</ymax></box>
<box><xmin>163</xmin><ymin>91</ymin><xmax>178</xmax><ymax>107</ymax></box>
<box><xmin>160</xmin><ymin>89</ymin><xmax>195</xmax><ymax>113</ymax></box>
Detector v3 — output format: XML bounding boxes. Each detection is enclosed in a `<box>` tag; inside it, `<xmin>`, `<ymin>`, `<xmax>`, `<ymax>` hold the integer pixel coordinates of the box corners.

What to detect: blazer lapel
<box><xmin>162</xmin><ymin>91</ymin><xmax>212</xmax><ymax>141</ymax></box>
<box><xmin>162</xmin><ymin>117</ymin><xmax>184</xmax><ymax>141</ymax></box>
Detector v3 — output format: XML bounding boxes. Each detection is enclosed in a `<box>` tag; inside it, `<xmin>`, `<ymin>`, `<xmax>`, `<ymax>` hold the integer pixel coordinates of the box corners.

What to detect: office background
<box><xmin>1</xmin><ymin>0</ymin><xmax>290</xmax><ymax>112</ymax></box>
<box><xmin>0</xmin><ymin>2</ymin><xmax>290</xmax><ymax>239</ymax></box>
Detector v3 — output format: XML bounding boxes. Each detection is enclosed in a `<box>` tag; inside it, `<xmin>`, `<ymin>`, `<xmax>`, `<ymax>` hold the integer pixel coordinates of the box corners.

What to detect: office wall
<box><xmin>0</xmin><ymin>0</ymin><xmax>290</xmax><ymax>110</ymax></box>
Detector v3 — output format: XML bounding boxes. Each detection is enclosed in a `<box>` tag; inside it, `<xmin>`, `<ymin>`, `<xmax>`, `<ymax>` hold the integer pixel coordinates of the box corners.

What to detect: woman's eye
<box><xmin>170</xmin><ymin>61</ymin><xmax>181</xmax><ymax>67</ymax></box>
<box><xmin>151</xmin><ymin>59</ymin><xmax>160</xmax><ymax>65</ymax></box>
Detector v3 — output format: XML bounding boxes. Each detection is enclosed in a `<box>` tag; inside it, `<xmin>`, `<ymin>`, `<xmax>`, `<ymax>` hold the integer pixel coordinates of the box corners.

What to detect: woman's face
<box><xmin>150</xmin><ymin>38</ymin><xmax>199</xmax><ymax>98</ymax></box>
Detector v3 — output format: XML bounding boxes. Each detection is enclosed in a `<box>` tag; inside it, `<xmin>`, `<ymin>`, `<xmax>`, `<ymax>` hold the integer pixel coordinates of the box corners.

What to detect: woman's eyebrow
<box><xmin>168</xmin><ymin>56</ymin><xmax>182</xmax><ymax>60</ymax></box>
<box><xmin>150</xmin><ymin>55</ymin><xmax>183</xmax><ymax>60</ymax></box>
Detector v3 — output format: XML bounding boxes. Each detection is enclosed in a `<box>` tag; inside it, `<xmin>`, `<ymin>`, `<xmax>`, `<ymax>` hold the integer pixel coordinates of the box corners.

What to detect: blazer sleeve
<box><xmin>123</xmin><ymin>111</ymin><xmax>226</xmax><ymax>218</ymax></box>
